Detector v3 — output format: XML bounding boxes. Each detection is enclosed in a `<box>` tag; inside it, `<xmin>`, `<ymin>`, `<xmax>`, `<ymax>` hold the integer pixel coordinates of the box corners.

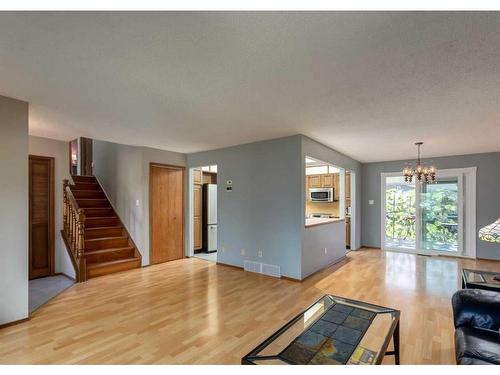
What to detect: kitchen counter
<box><xmin>305</xmin><ymin>217</ymin><xmax>345</xmax><ymax>228</ymax></box>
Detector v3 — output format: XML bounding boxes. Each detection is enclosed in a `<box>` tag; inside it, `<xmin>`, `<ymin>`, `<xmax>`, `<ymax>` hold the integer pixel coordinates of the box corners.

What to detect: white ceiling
<box><xmin>1</xmin><ymin>12</ymin><xmax>499</xmax><ymax>162</ymax></box>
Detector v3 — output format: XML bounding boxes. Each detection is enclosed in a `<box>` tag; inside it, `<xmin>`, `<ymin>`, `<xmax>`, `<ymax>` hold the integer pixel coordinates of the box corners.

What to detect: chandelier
<box><xmin>403</xmin><ymin>142</ymin><xmax>436</xmax><ymax>183</ymax></box>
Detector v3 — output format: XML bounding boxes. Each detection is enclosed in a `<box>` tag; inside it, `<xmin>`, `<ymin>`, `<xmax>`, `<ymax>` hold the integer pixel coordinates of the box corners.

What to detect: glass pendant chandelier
<box><xmin>403</xmin><ymin>142</ymin><xmax>436</xmax><ymax>183</ymax></box>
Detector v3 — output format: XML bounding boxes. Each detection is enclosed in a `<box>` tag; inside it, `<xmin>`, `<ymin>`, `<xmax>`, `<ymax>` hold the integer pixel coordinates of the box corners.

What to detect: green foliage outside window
<box><xmin>385</xmin><ymin>183</ymin><xmax>458</xmax><ymax>250</ymax></box>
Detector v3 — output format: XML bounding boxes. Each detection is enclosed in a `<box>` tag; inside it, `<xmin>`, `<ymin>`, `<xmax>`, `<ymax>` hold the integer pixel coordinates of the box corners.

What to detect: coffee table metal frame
<box><xmin>462</xmin><ymin>268</ymin><xmax>500</xmax><ymax>292</ymax></box>
<box><xmin>242</xmin><ymin>294</ymin><xmax>400</xmax><ymax>365</ymax></box>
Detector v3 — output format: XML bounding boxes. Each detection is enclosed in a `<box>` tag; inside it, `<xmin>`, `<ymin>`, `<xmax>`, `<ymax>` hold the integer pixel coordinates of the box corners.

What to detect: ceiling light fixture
<box><xmin>403</xmin><ymin>142</ymin><xmax>436</xmax><ymax>183</ymax></box>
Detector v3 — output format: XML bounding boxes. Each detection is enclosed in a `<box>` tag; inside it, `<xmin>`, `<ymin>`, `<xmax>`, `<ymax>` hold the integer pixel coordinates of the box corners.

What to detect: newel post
<box><xmin>77</xmin><ymin>209</ymin><xmax>87</xmax><ymax>282</ymax></box>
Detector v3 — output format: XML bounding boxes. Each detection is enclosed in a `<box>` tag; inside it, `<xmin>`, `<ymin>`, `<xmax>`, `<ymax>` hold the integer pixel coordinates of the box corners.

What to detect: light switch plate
<box><xmin>369</xmin><ymin>200</ymin><xmax>374</xmax><ymax>205</ymax></box>
<box><xmin>135</xmin><ymin>199</ymin><xmax>140</xmax><ymax>206</ymax></box>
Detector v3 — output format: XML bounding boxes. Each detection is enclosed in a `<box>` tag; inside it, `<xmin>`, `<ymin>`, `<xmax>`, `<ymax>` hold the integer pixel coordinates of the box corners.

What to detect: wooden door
<box><xmin>29</xmin><ymin>155</ymin><xmax>55</xmax><ymax>279</ymax></box>
<box><xmin>193</xmin><ymin>183</ymin><xmax>202</xmax><ymax>250</ymax></box>
<box><xmin>150</xmin><ymin>164</ymin><xmax>184</xmax><ymax>264</ymax></box>
<box><xmin>345</xmin><ymin>172</ymin><xmax>351</xmax><ymax>199</ymax></box>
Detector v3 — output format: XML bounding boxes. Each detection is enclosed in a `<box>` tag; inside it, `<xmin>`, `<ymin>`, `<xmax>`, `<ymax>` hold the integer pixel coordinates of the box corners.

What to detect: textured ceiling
<box><xmin>1</xmin><ymin>12</ymin><xmax>499</xmax><ymax>162</ymax></box>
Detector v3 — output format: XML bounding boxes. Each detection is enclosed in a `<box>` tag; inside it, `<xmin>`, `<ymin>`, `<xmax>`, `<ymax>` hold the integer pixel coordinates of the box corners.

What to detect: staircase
<box><xmin>62</xmin><ymin>175</ymin><xmax>141</xmax><ymax>281</ymax></box>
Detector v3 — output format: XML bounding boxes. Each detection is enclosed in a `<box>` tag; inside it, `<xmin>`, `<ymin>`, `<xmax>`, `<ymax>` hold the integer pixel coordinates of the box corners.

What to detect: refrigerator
<box><xmin>202</xmin><ymin>184</ymin><xmax>217</xmax><ymax>252</ymax></box>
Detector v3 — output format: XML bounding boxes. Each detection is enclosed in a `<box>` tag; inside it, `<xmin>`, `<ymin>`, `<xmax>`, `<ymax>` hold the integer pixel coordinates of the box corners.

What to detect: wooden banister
<box><xmin>62</xmin><ymin>179</ymin><xmax>87</xmax><ymax>282</ymax></box>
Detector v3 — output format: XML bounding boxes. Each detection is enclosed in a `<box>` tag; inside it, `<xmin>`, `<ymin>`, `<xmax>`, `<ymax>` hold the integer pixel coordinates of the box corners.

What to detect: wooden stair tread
<box><xmin>64</xmin><ymin>175</ymin><xmax>142</xmax><ymax>280</ymax></box>
<box><xmin>86</xmin><ymin>226</ymin><xmax>122</xmax><ymax>231</ymax></box>
<box><xmin>86</xmin><ymin>258</ymin><xmax>140</xmax><ymax>269</ymax></box>
<box><xmin>85</xmin><ymin>236</ymin><xmax>128</xmax><ymax>242</ymax></box>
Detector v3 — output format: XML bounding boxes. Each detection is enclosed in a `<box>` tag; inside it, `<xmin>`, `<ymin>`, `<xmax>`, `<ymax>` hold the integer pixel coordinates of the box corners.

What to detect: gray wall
<box><xmin>0</xmin><ymin>95</ymin><xmax>29</xmax><ymax>324</ymax></box>
<box><xmin>187</xmin><ymin>135</ymin><xmax>303</xmax><ymax>279</ymax></box>
<box><xmin>361</xmin><ymin>152</ymin><xmax>500</xmax><ymax>260</ymax></box>
<box><xmin>29</xmin><ymin>136</ymin><xmax>75</xmax><ymax>278</ymax></box>
<box><xmin>93</xmin><ymin>140</ymin><xmax>186</xmax><ymax>265</ymax></box>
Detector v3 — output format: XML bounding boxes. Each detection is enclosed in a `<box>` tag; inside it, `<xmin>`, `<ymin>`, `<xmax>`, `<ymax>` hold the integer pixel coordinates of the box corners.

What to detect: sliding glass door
<box><xmin>382</xmin><ymin>170</ymin><xmax>466</xmax><ymax>256</ymax></box>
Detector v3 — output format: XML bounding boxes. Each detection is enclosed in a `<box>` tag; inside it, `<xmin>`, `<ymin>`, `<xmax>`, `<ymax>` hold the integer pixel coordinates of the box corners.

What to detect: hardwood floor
<box><xmin>1</xmin><ymin>248</ymin><xmax>499</xmax><ymax>364</ymax></box>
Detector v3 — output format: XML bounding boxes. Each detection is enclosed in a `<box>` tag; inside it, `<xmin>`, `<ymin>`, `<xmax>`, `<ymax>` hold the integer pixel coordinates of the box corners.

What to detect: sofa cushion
<box><xmin>455</xmin><ymin>326</ymin><xmax>500</xmax><ymax>365</ymax></box>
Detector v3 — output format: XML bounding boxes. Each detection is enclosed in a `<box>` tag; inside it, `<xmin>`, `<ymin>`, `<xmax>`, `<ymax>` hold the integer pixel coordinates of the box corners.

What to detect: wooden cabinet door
<box><xmin>346</xmin><ymin>220</ymin><xmax>351</xmax><ymax>247</ymax></box>
<box><xmin>193</xmin><ymin>168</ymin><xmax>202</xmax><ymax>184</ymax></box>
<box><xmin>333</xmin><ymin>174</ymin><xmax>340</xmax><ymax>200</ymax></box>
<box><xmin>345</xmin><ymin>173</ymin><xmax>351</xmax><ymax>199</ymax></box>
<box><xmin>194</xmin><ymin>216</ymin><xmax>202</xmax><ymax>249</ymax></box>
<box><xmin>29</xmin><ymin>155</ymin><xmax>55</xmax><ymax>279</ymax></box>
<box><xmin>308</xmin><ymin>175</ymin><xmax>321</xmax><ymax>188</ymax></box>
<box><xmin>193</xmin><ymin>183</ymin><xmax>203</xmax><ymax>250</ymax></box>
<box><xmin>322</xmin><ymin>174</ymin><xmax>333</xmax><ymax>187</ymax></box>
<box><xmin>150</xmin><ymin>164</ymin><xmax>184</xmax><ymax>264</ymax></box>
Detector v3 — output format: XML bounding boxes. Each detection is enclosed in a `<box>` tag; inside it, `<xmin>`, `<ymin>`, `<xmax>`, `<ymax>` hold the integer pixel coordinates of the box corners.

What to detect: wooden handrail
<box><xmin>62</xmin><ymin>179</ymin><xmax>87</xmax><ymax>282</ymax></box>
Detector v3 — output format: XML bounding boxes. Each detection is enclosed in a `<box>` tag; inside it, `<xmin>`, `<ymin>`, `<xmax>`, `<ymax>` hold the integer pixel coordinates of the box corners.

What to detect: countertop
<box><xmin>305</xmin><ymin>217</ymin><xmax>345</xmax><ymax>228</ymax></box>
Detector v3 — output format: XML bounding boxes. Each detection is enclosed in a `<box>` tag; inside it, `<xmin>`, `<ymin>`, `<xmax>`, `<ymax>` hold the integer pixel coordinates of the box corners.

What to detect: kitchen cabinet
<box><xmin>194</xmin><ymin>216</ymin><xmax>202</xmax><ymax>249</ymax></box>
<box><xmin>333</xmin><ymin>174</ymin><xmax>340</xmax><ymax>201</ymax></box>
<box><xmin>345</xmin><ymin>172</ymin><xmax>351</xmax><ymax>200</ymax></box>
<box><xmin>193</xmin><ymin>181</ymin><xmax>202</xmax><ymax>250</ymax></box>
<box><xmin>322</xmin><ymin>174</ymin><xmax>333</xmax><ymax>187</ymax></box>
<box><xmin>193</xmin><ymin>168</ymin><xmax>202</xmax><ymax>184</ymax></box>
<box><xmin>346</xmin><ymin>216</ymin><xmax>351</xmax><ymax>248</ymax></box>
<box><xmin>308</xmin><ymin>175</ymin><xmax>322</xmax><ymax>188</ymax></box>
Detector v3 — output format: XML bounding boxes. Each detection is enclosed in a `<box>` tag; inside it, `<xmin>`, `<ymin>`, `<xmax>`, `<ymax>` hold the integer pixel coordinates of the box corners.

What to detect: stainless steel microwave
<box><xmin>309</xmin><ymin>188</ymin><xmax>334</xmax><ymax>202</ymax></box>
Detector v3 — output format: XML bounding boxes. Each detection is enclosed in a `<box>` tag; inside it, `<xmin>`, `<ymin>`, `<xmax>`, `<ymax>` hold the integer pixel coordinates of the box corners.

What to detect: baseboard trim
<box><xmin>0</xmin><ymin>317</ymin><xmax>30</xmax><ymax>330</ymax></box>
<box><xmin>299</xmin><ymin>256</ymin><xmax>349</xmax><ymax>282</ymax></box>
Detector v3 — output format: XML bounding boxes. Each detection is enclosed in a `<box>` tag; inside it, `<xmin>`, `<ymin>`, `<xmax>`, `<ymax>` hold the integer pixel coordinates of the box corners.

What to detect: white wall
<box><xmin>28</xmin><ymin>135</ymin><xmax>75</xmax><ymax>279</ymax></box>
<box><xmin>0</xmin><ymin>95</ymin><xmax>29</xmax><ymax>325</ymax></box>
<box><xmin>93</xmin><ymin>140</ymin><xmax>186</xmax><ymax>265</ymax></box>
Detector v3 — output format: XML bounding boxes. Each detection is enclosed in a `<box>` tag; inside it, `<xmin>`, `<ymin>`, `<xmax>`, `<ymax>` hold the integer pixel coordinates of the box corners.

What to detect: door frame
<box><xmin>380</xmin><ymin>167</ymin><xmax>476</xmax><ymax>258</ymax></box>
<box><xmin>149</xmin><ymin>162</ymin><xmax>185</xmax><ymax>264</ymax></box>
<box><xmin>29</xmin><ymin>155</ymin><xmax>55</xmax><ymax>279</ymax></box>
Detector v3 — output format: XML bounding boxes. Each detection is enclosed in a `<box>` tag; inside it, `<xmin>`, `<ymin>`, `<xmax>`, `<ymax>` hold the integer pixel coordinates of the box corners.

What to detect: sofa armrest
<box><xmin>452</xmin><ymin>289</ymin><xmax>500</xmax><ymax>331</ymax></box>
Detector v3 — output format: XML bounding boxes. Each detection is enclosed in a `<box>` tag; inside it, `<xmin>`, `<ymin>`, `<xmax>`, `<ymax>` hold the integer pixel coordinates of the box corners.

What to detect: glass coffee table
<box><xmin>242</xmin><ymin>295</ymin><xmax>400</xmax><ymax>365</ymax></box>
<box><xmin>462</xmin><ymin>269</ymin><xmax>500</xmax><ymax>292</ymax></box>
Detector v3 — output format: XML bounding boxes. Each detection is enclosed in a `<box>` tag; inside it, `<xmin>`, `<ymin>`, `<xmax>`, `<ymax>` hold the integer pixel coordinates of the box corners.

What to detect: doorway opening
<box><xmin>149</xmin><ymin>163</ymin><xmax>185</xmax><ymax>264</ymax></box>
<box><xmin>304</xmin><ymin>157</ymin><xmax>356</xmax><ymax>250</ymax></box>
<box><xmin>190</xmin><ymin>165</ymin><xmax>218</xmax><ymax>263</ymax></box>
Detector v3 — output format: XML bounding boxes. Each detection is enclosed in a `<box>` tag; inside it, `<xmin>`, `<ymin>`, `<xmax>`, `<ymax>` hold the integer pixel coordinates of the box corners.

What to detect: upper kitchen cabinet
<box><xmin>308</xmin><ymin>175</ymin><xmax>322</xmax><ymax>188</ymax></box>
<box><xmin>193</xmin><ymin>168</ymin><xmax>202</xmax><ymax>184</ymax></box>
<box><xmin>345</xmin><ymin>172</ymin><xmax>351</xmax><ymax>200</ymax></box>
<box><xmin>322</xmin><ymin>174</ymin><xmax>333</xmax><ymax>187</ymax></box>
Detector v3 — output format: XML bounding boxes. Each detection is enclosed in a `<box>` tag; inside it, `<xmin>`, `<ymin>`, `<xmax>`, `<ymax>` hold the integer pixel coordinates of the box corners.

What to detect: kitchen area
<box><xmin>192</xmin><ymin>165</ymin><xmax>218</xmax><ymax>263</ymax></box>
<box><xmin>305</xmin><ymin>157</ymin><xmax>352</xmax><ymax>249</ymax></box>
<box><xmin>302</xmin><ymin>156</ymin><xmax>353</xmax><ymax>278</ymax></box>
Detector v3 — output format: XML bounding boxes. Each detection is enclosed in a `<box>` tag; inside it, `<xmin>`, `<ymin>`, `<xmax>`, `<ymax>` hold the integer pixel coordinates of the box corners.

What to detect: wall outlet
<box><xmin>240</xmin><ymin>248</ymin><xmax>245</xmax><ymax>256</ymax></box>
<box><xmin>369</xmin><ymin>199</ymin><xmax>374</xmax><ymax>205</ymax></box>
<box><xmin>258</xmin><ymin>250</ymin><xmax>263</xmax><ymax>258</ymax></box>
<box><xmin>324</xmin><ymin>247</ymin><xmax>328</xmax><ymax>254</ymax></box>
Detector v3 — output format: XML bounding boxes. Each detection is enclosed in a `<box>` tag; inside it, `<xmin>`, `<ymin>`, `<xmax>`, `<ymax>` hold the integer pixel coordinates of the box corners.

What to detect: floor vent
<box><xmin>243</xmin><ymin>260</ymin><xmax>281</xmax><ymax>278</ymax></box>
<box><xmin>244</xmin><ymin>260</ymin><xmax>262</xmax><ymax>274</ymax></box>
<box><xmin>262</xmin><ymin>263</ymin><xmax>281</xmax><ymax>278</ymax></box>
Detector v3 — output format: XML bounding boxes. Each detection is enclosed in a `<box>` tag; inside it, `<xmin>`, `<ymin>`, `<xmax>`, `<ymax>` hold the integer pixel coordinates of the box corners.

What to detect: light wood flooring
<box><xmin>1</xmin><ymin>248</ymin><xmax>499</xmax><ymax>364</ymax></box>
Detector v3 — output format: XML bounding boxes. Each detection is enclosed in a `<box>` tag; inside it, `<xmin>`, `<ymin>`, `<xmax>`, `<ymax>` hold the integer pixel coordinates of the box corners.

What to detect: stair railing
<box><xmin>63</xmin><ymin>179</ymin><xmax>87</xmax><ymax>282</ymax></box>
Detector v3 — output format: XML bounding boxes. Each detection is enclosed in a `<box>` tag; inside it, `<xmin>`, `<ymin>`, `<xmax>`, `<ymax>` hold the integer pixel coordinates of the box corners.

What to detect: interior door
<box><xmin>150</xmin><ymin>164</ymin><xmax>184</xmax><ymax>264</ymax></box>
<box><xmin>29</xmin><ymin>155</ymin><xmax>55</xmax><ymax>279</ymax></box>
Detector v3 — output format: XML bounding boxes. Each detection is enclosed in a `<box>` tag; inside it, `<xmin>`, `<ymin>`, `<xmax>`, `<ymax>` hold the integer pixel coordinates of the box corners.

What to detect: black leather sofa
<box><xmin>452</xmin><ymin>288</ymin><xmax>500</xmax><ymax>365</ymax></box>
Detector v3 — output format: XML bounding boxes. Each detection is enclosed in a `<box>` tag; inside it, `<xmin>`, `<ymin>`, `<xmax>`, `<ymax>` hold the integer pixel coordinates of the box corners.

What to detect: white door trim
<box><xmin>380</xmin><ymin>167</ymin><xmax>477</xmax><ymax>258</ymax></box>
